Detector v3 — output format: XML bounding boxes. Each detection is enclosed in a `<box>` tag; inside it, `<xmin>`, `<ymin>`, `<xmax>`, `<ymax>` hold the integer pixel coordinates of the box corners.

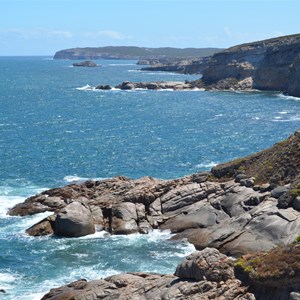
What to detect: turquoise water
<box><xmin>1</xmin><ymin>57</ymin><xmax>300</xmax><ymax>299</ymax></box>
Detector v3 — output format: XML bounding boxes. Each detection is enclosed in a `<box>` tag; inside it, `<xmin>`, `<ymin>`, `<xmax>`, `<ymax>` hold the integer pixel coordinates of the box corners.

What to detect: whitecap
<box><xmin>278</xmin><ymin>111</ymin><xmax>288</xmax><ymax>114</ymax></box>
<box><xmin>63</xmin><ymin>175</ymin><xmax>89</xmax><ymax>183</ymax></box>
<box><xmin>109</xmin><ymin>63</ymin><xmax>136</xmax><ymax>66</ymax></box>
<box><xmin>78</xmin><ymin>231</ymin><xmax>109</xmax><ymax>240</ymax></box>
<box><xmin>63</xmin><ymin>175</ymin><xmax>107</xmax><ymax>183</ymax></box>
<box><xmin>0</xmin><ymin>272</ymin><xmax>17</xmax><ymax>283</ymax></box>
<box><xmin>195</xmin><ymin>162</ymin><xmax>218</xmax><ymax>169</ymax></box>
<box><xmin>76</xmin><ymin>84</ymin><xmax>94</xmax><ymax>91</ymax></box>
<box><xmin>0</xmin><ymin>196</ymin><xmax>25</xmax><ymax>218</ymax></box>
<box><xmin>146</xmin><ymin>229</ymin><xmax>174</xmax><ymax>242</ymax></box>
<box><xmin>277</xmin><ymin>93</ymin><xmax>300</xmax><ymax>101</ymax></box>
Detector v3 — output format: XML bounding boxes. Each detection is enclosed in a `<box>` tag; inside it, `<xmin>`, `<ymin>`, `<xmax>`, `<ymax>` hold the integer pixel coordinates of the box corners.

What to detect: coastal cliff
<box><xmin>198</xmin><ymin>33</ymin><xmax>300</xmax><ymax>97</ymax></box>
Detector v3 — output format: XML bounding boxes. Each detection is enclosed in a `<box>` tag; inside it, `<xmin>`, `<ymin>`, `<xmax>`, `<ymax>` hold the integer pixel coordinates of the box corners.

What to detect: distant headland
<box><xmin>53</xmin><ymin>46</ymin><xmax>222</xmax><ymax>60</ymax></box>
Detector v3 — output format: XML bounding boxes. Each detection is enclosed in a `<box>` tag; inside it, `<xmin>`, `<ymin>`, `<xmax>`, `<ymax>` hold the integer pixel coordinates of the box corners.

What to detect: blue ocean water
<box><xmin>1</xmin><ymin>57</ymin><xmax>300</xmax><ymax>299</ymax></box>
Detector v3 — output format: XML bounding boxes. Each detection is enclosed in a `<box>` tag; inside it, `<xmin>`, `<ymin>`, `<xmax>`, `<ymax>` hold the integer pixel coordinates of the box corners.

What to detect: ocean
<box><xmin>1</xmin><ymin>57</ymin><xmax>300</xmax><ymax>299</ymax></box>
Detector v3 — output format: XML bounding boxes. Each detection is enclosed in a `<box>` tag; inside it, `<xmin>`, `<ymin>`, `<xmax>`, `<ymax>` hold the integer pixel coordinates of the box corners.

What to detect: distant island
<box><xmin>53</xmin><ymin>46</ymin><xmax>222</xmax><ymax>60</ymax></box>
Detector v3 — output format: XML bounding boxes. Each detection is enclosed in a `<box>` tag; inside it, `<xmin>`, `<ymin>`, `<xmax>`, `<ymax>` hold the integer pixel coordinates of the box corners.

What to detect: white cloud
<box><xmin>224</xmin><ymin>26</ymin><xmax>232</xmax><ymax>38</ymax></box>
<box><xmin>81</xmin><ymin>30</ymin><xmax>131</xmax><ymax>40</ymax></box>
<box><xmin>0</xmin><ymin>28</ymin><xmax>73</xmax><ymax>39</ymax></box>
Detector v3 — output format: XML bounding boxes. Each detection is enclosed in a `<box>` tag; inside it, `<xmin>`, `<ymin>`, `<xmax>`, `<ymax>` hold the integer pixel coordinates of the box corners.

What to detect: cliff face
<box><xmin>200</xmin><ymin>34</ymin><xmax>300</xmax><ymax>97</ymax></box>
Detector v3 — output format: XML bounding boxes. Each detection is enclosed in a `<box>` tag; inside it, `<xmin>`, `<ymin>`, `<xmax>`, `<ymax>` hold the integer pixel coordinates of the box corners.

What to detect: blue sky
<box><xmin>1</xmin><ymin>0</ymin><xmax>300</xmax><ymax>55</ymax></box>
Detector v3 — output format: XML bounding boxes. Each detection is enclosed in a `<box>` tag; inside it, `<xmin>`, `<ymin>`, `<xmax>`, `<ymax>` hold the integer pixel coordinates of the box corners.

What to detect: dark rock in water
<box><xmin>0</xmin><ymin>289</ymin><xmax>6</xmax><ymax>293</ymax></box>
<box><xmin>72</xmin><ymin>60</ymin><xmax>98</xmax><ymax>67</ymax></box>
<box><xmin>26</xmin><ymin>215</ymin><xmax>55</xmax><ymax>236</ymax></box>
<box><xmin>114</xmin><ymin>80</ymin><xmax>194</xmax><ymax>90</ymax></box>
<box><xmin>54</xmin><ymin>201</ymin><xmax>95</xmax><ymax>237</ymax></box>
<box><xmin>95</xmin><ymin>84</ymin><xmax>112</xmax><ymax>90</ymax></box>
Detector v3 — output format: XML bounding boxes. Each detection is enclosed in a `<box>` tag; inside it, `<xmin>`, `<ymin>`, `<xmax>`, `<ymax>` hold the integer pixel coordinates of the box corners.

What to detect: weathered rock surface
<box><xmin>54</xmin><ymin>201</ymin><xmax>95</xmax><ymax>237</ymax></box>
<box><xmin>196</xmin><ymin>33</ymin><xmax>300</xmax><ymax>97</ymax></box>
<box><xmin>41</xmin><ymin>248</ymin><xmax>253</xmax><ymax>300</ymax></box>
<box><xmin>139</xmin><ymin>57</ymin><xmax>211</xmax><ymax>74</ymax></box>
<box><xmin>72</xmin><ymin>60</ymin><xmax>98</xmax><ymax>67</ymax></box>
<box><xmin>115</xmin><ymin>80</ymin><xmax>195</xmax><ymax>90</ymax></box>
<box><xmin>41</xmin><ymin>245</ymin><xmax>300</xmax><ymax>299</ymax></box>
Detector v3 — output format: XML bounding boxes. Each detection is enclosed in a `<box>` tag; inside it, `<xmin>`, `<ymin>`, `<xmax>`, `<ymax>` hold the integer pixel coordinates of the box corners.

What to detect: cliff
<box><xmin>53</xmin><ymin>46</ymin><xmax>221</xmax><ymax>60</ymax></box>
<box><xmin>139</xmin><ymin>57</ymin><xmax>211</xmax><ymax>74</ymax></box>
<box><xmin>198</xmin><ymin>33</ymin><xmax>300</xmax><ymax>97</ymax></box>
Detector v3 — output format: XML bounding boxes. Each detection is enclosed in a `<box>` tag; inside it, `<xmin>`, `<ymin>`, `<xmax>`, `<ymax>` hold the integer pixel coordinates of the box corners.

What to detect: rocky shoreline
<box><xmin>133</xmin><ymin>34</ymin><xmax>300</xmax><ymax>97</ymax></box>
<box><xmin>8</xmin><ymin>129</ymin><xmax>300</xmax><ymax>299</ymax></box>
<box><xmin>76</xmin><ymin>34</ymin><xmax>300</xmax><ymax>96</ymax></box>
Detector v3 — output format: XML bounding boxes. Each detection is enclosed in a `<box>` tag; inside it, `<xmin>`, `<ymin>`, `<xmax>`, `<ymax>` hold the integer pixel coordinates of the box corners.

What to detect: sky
<box><xmin>1</xmin><ymin>0</ymin><xmax>300</xmax><ymax>56</ymax></box>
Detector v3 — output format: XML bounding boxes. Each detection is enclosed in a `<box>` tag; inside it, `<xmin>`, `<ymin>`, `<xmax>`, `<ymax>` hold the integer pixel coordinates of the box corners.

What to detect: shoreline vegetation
<box><xmin>9</xmin><ymin>33</ymin><xmax>300</xmax><ymax>299</ymax></box>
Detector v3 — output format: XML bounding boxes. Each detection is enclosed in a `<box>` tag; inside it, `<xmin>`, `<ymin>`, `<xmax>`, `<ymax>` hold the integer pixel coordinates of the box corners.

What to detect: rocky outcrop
<box><xmin>197</xmin><ymin>33</ymin><xmax>300</xmax><ymax>96</ymax></box>
<box><xmin>72</xmin><ymin>60</ymin><xmax>98</xmax><ymax>67</ymax></box>
<box><xmin>41</xmin><ymin>248</ymin><xmax>253</xmax><ymax>300</ymax></box>
<box><xmin>114</xmin><ymin>80</ymin><xmax>194</xmax><ymax>90</ymax></box>
<box><xmin>8</xmin><ymin>130</ymin><xmax>300</xmax><ymax>253</ymax></box>
<box><xmin>41</xmin><ymin>245</ymin><xmax>300</xmax><ymax>299</ymax></box>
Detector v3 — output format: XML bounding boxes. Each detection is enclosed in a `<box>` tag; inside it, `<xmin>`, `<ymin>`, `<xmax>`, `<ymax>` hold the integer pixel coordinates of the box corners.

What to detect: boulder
<box><xmin>175</xmin><ymin>248</ymin><xmax>234</xmax><ymax>282</ymax></box>
<box><xmin>271</xmin><ymin>186</ymin><xmax>289</xmax><ymax>199</ymax></box>
<box><xmin>26</xmin><ymin>215</ymin><xmax>55</xmax><ymax>236</ymax></box>
<box><xmin>111</xmin><ymin>202</ymin><xmax>139</xmax><ymax>234</ymax></box>
<box><xmin>54</xmin><ymin>201</ymin><xmax>95</xmax><ymax>237</ymax></box>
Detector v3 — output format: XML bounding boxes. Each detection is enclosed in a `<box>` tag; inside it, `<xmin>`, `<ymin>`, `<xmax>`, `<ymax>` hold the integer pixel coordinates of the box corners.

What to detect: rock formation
<box><xmin>41</xmin><ymin>245</ymin><xmax>300</xmax><ymax>299</ymax></box>
<box><xmin>197</xmin><ymin>33</ymin><xmax>300</xmax><ymax>97</ymax></box>
<box><xmin>72</xmin><ymin>60</ymin><xmax>98</xmax><ymax>67</ymax></box>
<box><xmin>114</xmin><ymin>80</ymin><xmax>194</xmax><ymax>90</ymax></box>
<box><xmin>41</xmin><ymin>248</ymin><xmax>253</xmax><ymax>300</ymax></box>
<box><xmin>139</xmin><ymin>57</ymin><xmax>211</xmax><ymax>74</ymax></box>
<box><xmin>8</xmin><ymin>130</ymin><xmax>300</xmax><ymax>259</ymax></box>
<box><xmin>9</xmin><ymin>128</ymin><xmax>300</xmax><ymax>298</ymax></box>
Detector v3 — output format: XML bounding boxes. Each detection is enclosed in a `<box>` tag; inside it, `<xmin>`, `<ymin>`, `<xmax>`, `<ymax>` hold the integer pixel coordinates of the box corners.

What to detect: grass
<box><xmin>235</xmin><ymin>244</ymin><xmax>300</xmax><ymax>283</ymax></box>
